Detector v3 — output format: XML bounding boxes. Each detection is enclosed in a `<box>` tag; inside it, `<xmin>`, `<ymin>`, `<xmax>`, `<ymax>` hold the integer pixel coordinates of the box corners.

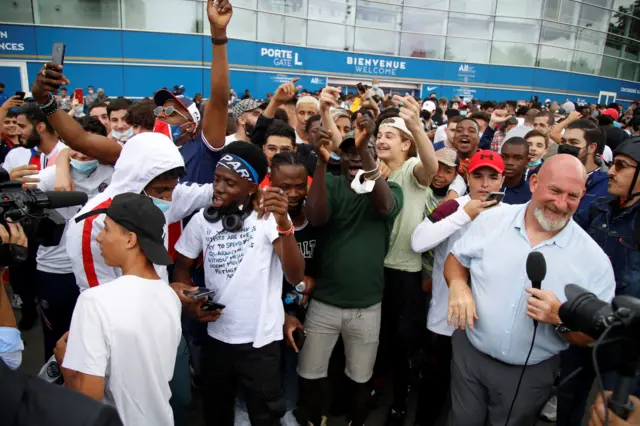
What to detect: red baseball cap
<box><xmin>603</xmin><ymin>108</ymin><xmax>619</xmax><ymax>121</ymax></box>
<box><xmin>467</xmin><ymin>150</ymin><xmax>504</xmax><ymax>174</ymax></box>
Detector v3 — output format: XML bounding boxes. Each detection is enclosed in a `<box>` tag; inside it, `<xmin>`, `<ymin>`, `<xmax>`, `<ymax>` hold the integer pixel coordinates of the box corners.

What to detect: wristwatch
<box><xmin>555</xmin><ymin>322</ymin><xmax>572</xmax><ymax>334</ymax></box>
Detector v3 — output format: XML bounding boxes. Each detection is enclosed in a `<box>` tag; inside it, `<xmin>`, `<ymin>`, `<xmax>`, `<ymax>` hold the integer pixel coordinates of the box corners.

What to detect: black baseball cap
<box><xmin>75</xmin><ymin>193</ymin><xmax>172</xmax><ymax>265</ymax></box>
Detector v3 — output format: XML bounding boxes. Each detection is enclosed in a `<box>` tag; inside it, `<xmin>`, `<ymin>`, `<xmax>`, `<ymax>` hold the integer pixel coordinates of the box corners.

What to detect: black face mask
<box><xmin>23</xmin><ymin>127</ymin><xmax>41</xmax><ymax>149</ymax></box>
<box><xmin>430</xmin><ymin>183</ymin><xmax>450</xmax><ymax>197</ymax></box>
<box><xmin>245</xmin><ymin>122</ymin><xmax>255</xmax><ymax>138</ymax></box>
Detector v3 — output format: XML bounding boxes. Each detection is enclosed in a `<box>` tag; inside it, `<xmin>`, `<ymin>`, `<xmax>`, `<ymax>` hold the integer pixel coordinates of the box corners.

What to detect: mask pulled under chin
<box><xmin>350</xmin><ymin>169</ymin><xmax>376</xmax><ymax>194</ymax></box>
<box><xmin>528</xmin><ymin>159</ymin><xmax>543</xmax><ymax>168</ymax></box>
<box><xmin>111</xmin><ymin>127</ymin><xmax>133</xmax><ymax>141</ymax></box>
<box><xmin>144</xmin><ymin>192</ymin><xmax>172</xmax><ymax>213</ymax></box>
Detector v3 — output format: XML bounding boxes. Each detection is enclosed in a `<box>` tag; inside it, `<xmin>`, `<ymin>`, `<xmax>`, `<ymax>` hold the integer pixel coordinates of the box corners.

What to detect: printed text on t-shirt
<box><xmin>205</xmin><ymin>225</ymin><xmax>256</xmax><ymax>279</ymax></box>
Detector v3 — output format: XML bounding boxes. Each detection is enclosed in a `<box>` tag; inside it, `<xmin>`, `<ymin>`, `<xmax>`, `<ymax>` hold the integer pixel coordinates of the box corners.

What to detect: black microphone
<box><xmin>526</xmin><ymin>251</ymin><xmax>547</xmax><ymax>328</ymax></box>
<box><xmin>42</xmin><ymin>191</ymin><xmax>88</xmax><ymax>209</ymax></box>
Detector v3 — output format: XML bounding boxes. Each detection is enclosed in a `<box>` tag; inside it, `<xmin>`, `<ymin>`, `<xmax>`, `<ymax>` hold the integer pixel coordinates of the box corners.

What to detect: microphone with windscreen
<box><xmin>526</xmin><ymin>251</ymin><xmax>547</xmax><ymax>328</ymax></box>
<box><xmin>40</xmin><ymin>191</ymin><xmax>89</xmax><ymax>209</ymax></box>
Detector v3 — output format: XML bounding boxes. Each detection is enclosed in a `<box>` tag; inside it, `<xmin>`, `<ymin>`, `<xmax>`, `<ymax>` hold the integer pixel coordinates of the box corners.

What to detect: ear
<box><xmin>125</xmin><ymin>231</ymin><xmax>138</xmax><ymax>250</ymax></box>
<box><xmin>248</xmin><ymin>182</ymin><xmax>258</xmax><ymax>196</ymax></box>
<box><xmin>36</xmin><ymin>122</ymin><xmax>46</xmax><ymax>135</ymax></box>
<box><xmin>529</xmin><ymin>173</ymin><xmax>538</xmax><ymax>192</ymax></box>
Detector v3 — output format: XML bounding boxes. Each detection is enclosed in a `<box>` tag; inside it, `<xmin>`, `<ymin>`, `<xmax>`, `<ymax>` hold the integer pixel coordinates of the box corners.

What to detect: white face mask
<box><xmin>111</xmin><ymin>127</ymin><xmax>133</xmax><ymax>141</ymax></box>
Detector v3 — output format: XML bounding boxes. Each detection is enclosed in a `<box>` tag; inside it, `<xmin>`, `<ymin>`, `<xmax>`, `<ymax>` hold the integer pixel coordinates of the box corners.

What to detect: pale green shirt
<box><xmin>384</xmin><ymin>157</ymin><xmax>428</xmax><ymax>272</ymax></box>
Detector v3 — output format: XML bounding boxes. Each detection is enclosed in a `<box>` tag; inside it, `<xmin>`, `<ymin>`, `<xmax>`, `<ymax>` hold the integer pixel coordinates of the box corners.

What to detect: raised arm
<box><xmin>31</xmin><ymin>65</ymin><xmax>121</xmax><ymax>165</ymax></box>
<box><xmin>549</xmin><ymin>110</ymin><xmax>582</xmax><ymax>144</ymax></box>
<box><xmin>0</xmin><ymin>96</ymin><xmax>24</xmax><ymax>136</ymax></box>
<box><xmin>319</xmin><ymin>86</ymin><xmax>343</xmax><ymax>151</ymax></box>
<box><xmin>397</xmin><ymin>94</ymin><xmax>438</xmax><ymax>185</ymax></box>
<box><xmin>264</xmin><ymin>78</ymin><xmax>302</xmax><ymax>119</ymax></box>
<box><xmin>355</xmin><ymin>114</ymin><xmax>396</xmax><ymax>215</ymax></box>
<box><xmin>201</xmin><ymin>0</ymin><xmax>233</xmax><ymax>149</ymax></box>
<box><xmin>305</xmin><ymin>128</ymin><xmax>332</xmax><ymax>226</ymax></box>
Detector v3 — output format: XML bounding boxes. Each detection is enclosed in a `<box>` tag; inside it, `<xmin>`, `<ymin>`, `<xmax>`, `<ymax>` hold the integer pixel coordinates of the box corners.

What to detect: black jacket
<box><xmin>0</xmin><ymin>361</ymin><xmax>123</xmax><ymax>426</ymax></box>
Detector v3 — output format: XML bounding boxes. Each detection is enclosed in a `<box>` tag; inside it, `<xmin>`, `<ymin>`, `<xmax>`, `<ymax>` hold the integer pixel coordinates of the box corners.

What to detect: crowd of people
<box><xmin>2</xmin><ymin>1</ymin><xmax>640</xmax><ymax>426</ymax></box>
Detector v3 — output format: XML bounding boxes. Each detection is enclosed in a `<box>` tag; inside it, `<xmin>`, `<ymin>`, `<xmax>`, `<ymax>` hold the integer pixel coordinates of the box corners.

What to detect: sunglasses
<box><xmin>153</xmin><ymin>105</ymin><xmax>190</xmax><ymax>121</ymax></box>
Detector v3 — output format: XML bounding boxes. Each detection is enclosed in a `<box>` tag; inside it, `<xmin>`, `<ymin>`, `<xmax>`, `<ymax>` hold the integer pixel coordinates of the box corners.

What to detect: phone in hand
<box><xmin>356</xmin><ymin>83</ymin><xmax>366</xmax><ymax>94</ymax></box>
<box><xmin>74</xmin><ymin>88</ymin><xmax>84</xmax><ymax>103</ymax></box>
<box><xmin>51</xmin><ymin>42</ymin><xmax>66</xmax><ymax>66</ymax></box>
<box><xmin>293</xmin><ymin>328</ymin><xmax>306</xmax><ymax>350</ymax></box>
<box><xmin>201</xmin><ymin>300</ymin><xmax>226</xmax><ymax>312</ymax></box>
<box><xmin>558</xmin><ymin>144</ymin><xmax>580</xmax><ymax>158</ymax></box>
<box><xmin>486</xmin><ymin>192</ymin><xmax>505</xmax><ymax>204</ymax></box>
<box><xmin>186</xmin><ymin>288</ymin><xmax>215</xmax><ymax>300</ymax></box>
<box><xmin>14</xmin><ymin>91</ymin><xmax>25</xmax><ymax>101</ymax></box>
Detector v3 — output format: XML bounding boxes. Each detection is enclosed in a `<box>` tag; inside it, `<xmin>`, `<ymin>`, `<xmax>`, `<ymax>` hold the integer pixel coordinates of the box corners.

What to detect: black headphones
<box><xmin>203</xmin><ymin>203</ymin><xmax>251</xmax><ymax>232</ymax></box>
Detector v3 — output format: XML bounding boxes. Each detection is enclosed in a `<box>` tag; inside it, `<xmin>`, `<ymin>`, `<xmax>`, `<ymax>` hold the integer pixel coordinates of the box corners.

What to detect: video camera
<box><xmin>560</xmin><ymin>284</ymin><xmax>640</xmax><ymax>420</ymax></box>
<box><xmin>0</xmin><ymin>169</ymin><xmax>88</xmax><ymax>265</ymax></box>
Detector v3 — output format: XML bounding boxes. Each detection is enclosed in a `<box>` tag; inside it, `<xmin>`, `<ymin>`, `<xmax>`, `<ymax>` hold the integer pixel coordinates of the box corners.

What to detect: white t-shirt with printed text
<box><xmin>175</xmin><ymin>210</ymin><xmax>284</xmax><ymax>348</ymax></box>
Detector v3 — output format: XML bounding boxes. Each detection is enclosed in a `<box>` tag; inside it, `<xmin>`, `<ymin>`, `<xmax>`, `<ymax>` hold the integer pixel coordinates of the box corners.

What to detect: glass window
<box><xmin>600</xmin><ymin>55</ymin><xmax>620</xmax><ymax>77</ymax></box>
<box><xmin>493</xmin><ymin>17</ymin><xmax>541</xmax><ymax>43</ymax></box>
<box><xmin>400</xmin><ymin>33</ymin><xmax>446</xmax><ymax>59</ymax></box>
<box><xmin>609</xmin><ymin>13</ymin><xmax>640</xmax><ymax>43</ymax></box>
<box><xmin>258</xmin><ymin>0</ymin><xmax>307</xmax><ymax>17</ymax></box>
<box><xmin>604</xmin><ymin>33</ymin><xmax>625</xmax><ymax>57</ymax></box>
<box><xmin>257</xmin><ymin>13</ymin><xmax>306</xmax><ymax>45</ymax></box>
<box><xmin>2</xmin><ymin>0</ymin><xmax>34</xmax><ymax>24</ymax></box>
<box><xmin>620</xmin><ymin>58</ymin><xmax>639</xmax><ymax>80</ymax></box>
<box><xmin>445</xmin><ymin>37</ymin><xmax>491</xmax><ymax>63</ymax></box>
<box><xmin>582</xmin><ymin>0</ymin><xmax>614</xmax><ymax>9</ymax></box>
<box><xmin>540</xmin><ymin>21</ymin><xmax>577</xmax><ymax>49</ymax></box>
<box><xmin>450</xmin><ymin>0</ymin><xmax>497</xmax><ymax>15</ymax></box>
<box><xmin>542</xmin><ymin>0</ymin><xmax>581</xmax><ymax>25</ymax></box>
<box><xmin>403</xmin><ymin>0</ymin><xmax>450</xmax><ymax>10</ymax></box>
<box><xmin>308</xmin><ymin>0</ymin><xmax>353</xmax><ymax>24</ymax></box>
<box><xmin>307</xmin><ymin>20</ymin><xmax>353</xmax><ymax>51</ymax></box>
<box><xmin>123</xmin><ymin>0</ymin><xmax>200</xmax><ymax>33</ymax></box>
<box><xmin>496</xmin><ymin>0</ymin><xmax>544</xmax><ymax>18</ymax></box>
<box><xmin>490</xmin><ymin>41</ymin><xmax>537</xmax><ymax>66</ymax></box>
<box><xmin>572</xmin><ymin>51</ymin><xmax>602</xmax><ymax>74</ymax></box>
<box><xmin>447</xmin><ymin>13</ymin><xmax>494</xmax><ymax>40</ymax></box>
<box><xmin>225</xmin><ymin>8</ymin><xmax>258</xmax><ymax>40</ymax></box>
<box><xmin>35</xmin><ymin>0</ymin><xmax>121</xmax><ymax>28</ymax></box>
<box><xmin>355</xmin><ymin>0</ymin><xmax>401</xmax><ymax>31</ymax></box>
<box><xmin>576</xmin><ymin>28</ymin><xmax>607</xmax><ymax>55</ymax></box>
<box><xmin>354</xmin><ymin>27</ymin><xmax>398</xmax><ymax>55</ymax></box>
<box><xmin>579</xmin><ymin>3</ymin><xmax>612</xmax><ymax>32</ymax></box>
<box><xmin>401</xmin><ymin>7</ymin><xmax>448</xmax><ymax>35</ymax></box>
<box><xmin>537</xmin><ymin>44</ymin><xmax>572</xmax><ymax>70</ymax></box>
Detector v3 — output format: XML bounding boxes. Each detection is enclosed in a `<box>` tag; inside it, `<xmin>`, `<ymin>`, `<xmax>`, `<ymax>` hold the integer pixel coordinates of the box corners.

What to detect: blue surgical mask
<box><xmin>111</xmin><ymin>127</ymin><xmax>133</xmax><ymax>141</ymax></box>
<box><xmin>150</xmin><ymin>196</ymin><xmax>171</xmax><ymax>213</ymax></box>
<box><xmin>329</xmin><ymin>152</ymin><xmax>341</xmax><ymax>161</ymax></box>
<box><xmin>70</xmin><ymin>158</ymin><xmax>99</xmax><ymax>174</ymax></box>
<box><xmin>372</xmin><ymin>84</ymin><xmax>379</xmax><ymax>89</ymax></box>
<box><xmin>528</xmin><ymin>159</ymin><xmax>543</xmax><ymax>168</ymax></box>
<box><xmin>460</xmin><ymin>110</ymin><xmax>468</xmax><ymax>117</ymax></box>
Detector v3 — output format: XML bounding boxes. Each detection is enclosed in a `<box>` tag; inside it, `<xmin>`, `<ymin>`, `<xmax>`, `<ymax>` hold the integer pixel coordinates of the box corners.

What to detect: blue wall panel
<box><xmin>2</xmin><ymin>23</ymin><xmax>639</xmax><ymax>104</ymax></box>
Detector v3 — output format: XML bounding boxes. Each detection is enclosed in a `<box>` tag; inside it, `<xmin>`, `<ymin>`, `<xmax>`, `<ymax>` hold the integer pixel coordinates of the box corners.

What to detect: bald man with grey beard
<box><xmin>443</xmin><ymin>155</ymin><xmax>614</xmax><ymax>426</ymax></box>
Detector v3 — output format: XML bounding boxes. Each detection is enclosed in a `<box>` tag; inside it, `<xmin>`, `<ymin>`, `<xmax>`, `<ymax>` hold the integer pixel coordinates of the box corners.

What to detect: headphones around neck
<box><xmin>203</xmin><ymin>203</ymin><xmax>251</xmax><ymax>232</ymax></box>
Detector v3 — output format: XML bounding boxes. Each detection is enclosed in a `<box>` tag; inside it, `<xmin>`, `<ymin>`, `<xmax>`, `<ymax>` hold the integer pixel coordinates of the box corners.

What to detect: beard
<box><xmin>288</xmin><ymin>201</ymin><xmax>304</xmax><ymax>217</ymax></box>
<box><xmin>533</xmin><ymin>205</ymin><xmax>570</xmax><ymax>232</ymax></box>
<box><xmin>22</xmin><ymin>129</ymin><xmax>41</xmax><ymax>149</ymax></box>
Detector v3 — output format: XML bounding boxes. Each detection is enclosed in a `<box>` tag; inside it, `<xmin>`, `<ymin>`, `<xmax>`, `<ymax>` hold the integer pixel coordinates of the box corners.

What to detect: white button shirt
<box><xmin>451</xmin><ymin>202</ymin><xmax>615</xmax><ymax>365</ymax></box>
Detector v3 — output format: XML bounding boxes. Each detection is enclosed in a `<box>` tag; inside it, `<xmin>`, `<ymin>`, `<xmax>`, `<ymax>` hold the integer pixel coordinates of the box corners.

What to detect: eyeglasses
<box><xmin>153</xmin><ymin>105</ymin><xmax>190</xmax><ymax>121</ymax></box>
<box><xmin>612</xmin><ymin>159</ymin><xmax>635</xmax><ymax>171</ymax></box>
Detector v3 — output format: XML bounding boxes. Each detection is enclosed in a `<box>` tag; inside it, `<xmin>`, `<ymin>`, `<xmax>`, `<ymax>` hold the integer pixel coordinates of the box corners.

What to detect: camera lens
<box><xmin>560</xmin><ymin>284</ymin><xmax>614</xmax><ymax>338</ymax></box>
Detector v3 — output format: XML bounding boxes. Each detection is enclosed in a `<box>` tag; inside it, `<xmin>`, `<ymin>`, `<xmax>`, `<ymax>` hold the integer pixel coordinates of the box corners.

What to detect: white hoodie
<box><xmin>66</xmin><ymin>132</ymin><xmax>213</xmax><ymax>291</ymax></box>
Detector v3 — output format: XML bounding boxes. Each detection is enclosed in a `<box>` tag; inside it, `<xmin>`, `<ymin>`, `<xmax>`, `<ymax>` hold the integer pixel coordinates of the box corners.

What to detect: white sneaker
<box><xmin>281</xmin><ymin>410</ymin><xmax>300</xmax><ymax>426</ymax></box>
<box><xmin>540</xmin><ymin>395</ymin><xmax>557</xmax><ymax>422</ymax></box>
<box><xmin>234</xmin><ymin>398</ymin><xmax>251</xmax><ymax>426</ymax></box>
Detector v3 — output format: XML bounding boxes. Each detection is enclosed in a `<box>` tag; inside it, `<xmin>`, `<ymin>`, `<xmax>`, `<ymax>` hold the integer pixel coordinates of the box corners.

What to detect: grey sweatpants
<box><xmin>449</xmin><ymin>330</ymin><xmax>559</xmax><ymax>426</ymax></box>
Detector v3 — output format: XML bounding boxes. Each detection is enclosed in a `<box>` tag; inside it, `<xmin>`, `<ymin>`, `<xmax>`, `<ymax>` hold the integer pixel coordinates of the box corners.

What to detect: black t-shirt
<box><xmin>283</xmin><ymin>220</ymin><xmax>319</xmax><ymax>313</ymax></box>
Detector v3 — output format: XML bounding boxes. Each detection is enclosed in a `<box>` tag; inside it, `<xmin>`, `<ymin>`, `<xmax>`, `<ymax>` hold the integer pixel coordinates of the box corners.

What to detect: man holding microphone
<box><xmin>444</xmin><ymin>154</ymin><xmax>615</xmax><ymax>426</ymax></box>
